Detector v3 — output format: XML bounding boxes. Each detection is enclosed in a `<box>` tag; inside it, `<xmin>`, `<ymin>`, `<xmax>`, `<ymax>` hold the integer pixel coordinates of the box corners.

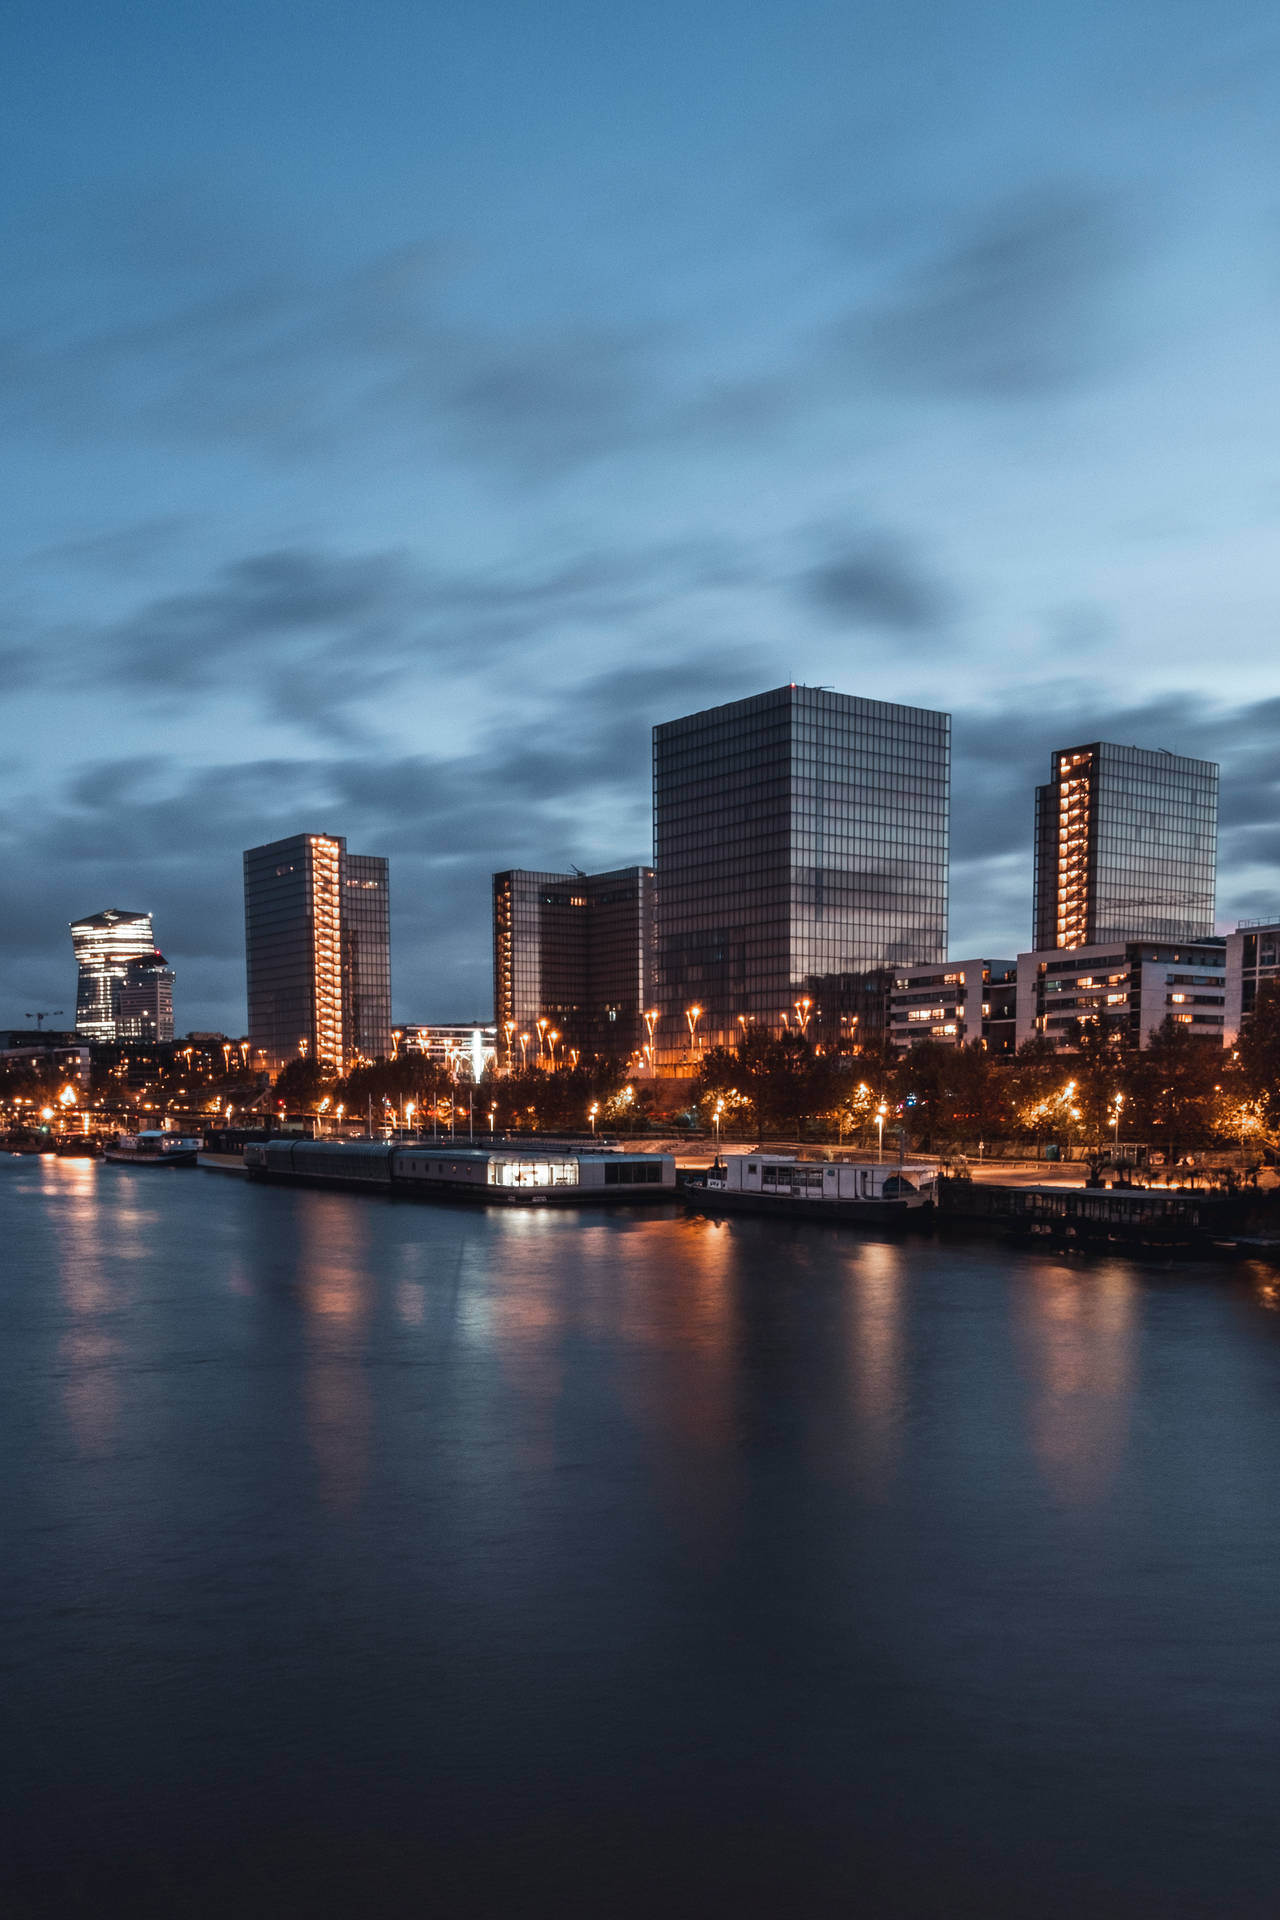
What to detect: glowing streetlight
<box><xmin>876</xmin><ymin>1104</ymin><xmax>888</xmax><ymax>1163</ymax></box>
<box><xmin>1111</xmin><ymin>1090</ymin><xmax>1124</xmax><ymax>1154</ymax></box>
<box><xmin>536</xmin><ymin>1018</ymin><xmax>548</xmax><ymax>1062</ymax></box>
<box><xmin>685</xmin><ymin>1003</ymin><xmax>703</xmax><ymax>1060</ymax></box>
<box><xmin>504</xmin><ymin>1020</ymin><xmax>516</xmax><ymax>1068</ymax></box>
<box><xmin>519</xmin><ymin>1031</ymin><xmax>531</xmax><ymax>1069</ymax></box>
<box><xmin>489</xmin><ymin>1102</ymin><xmax>498</xmax><ymax>1135</ymax></box>
<box><xmin>58</xmin><ymin>1084</ymin><xmax>77</xmax><ymax>1108</ymax></box>
<box><xmin>405</xmin><ymin>1102</ymin><xmax>416</xmax><ymax>1134</ymax></box>
<box><xmin>794</xmin><ymin>996</ymin><xmax>812</xmax><ymax>1036</ymax></box>
<box><xmin>713</xmin><ymin>1096</ymin><xmax>724</xmax><ymax>1149</ymax></box>
<box><xmin>548</xmin><ymin>1028</ymin><xmax>560</xmax><ymax>1069</ymax></box>
<box><xmin>588</xmin><ymin>1101</ymin><xmax>599</xmax><ymax>1136</ymax></box>
<box><xmin>643</xmin><ymin>1009</ymin><xmax>659</xmax><ymax>1077</ymax></box>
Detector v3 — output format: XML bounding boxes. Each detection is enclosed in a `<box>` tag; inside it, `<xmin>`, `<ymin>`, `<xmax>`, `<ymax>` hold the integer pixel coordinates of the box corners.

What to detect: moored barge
<box><xmin>683</xmin><ymin>1152</ymin><xmax>938</xmax><ymax>1225</ymax></box>
<box><xmin>243</xmin><ymin>1138</ymin><xmax>677</xmax><ymax>1204</ymax></box>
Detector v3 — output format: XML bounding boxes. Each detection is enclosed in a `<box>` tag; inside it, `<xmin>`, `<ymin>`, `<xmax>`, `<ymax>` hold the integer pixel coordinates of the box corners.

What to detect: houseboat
<box><xmin>684</xmin><ymin>1152</ymin><xmax>939</xmax><ymax>1224</ymax></box>
<box><xmin>243</xmin><ymin>1138</ymin><xmax>677</xmax><ymax>1204</ymax></box>
<box><xmin>104</xmin><ymin>1130</ymin><xmax>201</xmax><ymax>1167</ymax></box>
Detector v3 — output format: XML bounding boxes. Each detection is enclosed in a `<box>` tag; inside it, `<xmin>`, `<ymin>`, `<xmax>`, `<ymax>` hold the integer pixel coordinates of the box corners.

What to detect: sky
<box><xmin>3</xmin><ymin>0</ymin><xmax>1280</xmax><ymax>1032</ymax></box>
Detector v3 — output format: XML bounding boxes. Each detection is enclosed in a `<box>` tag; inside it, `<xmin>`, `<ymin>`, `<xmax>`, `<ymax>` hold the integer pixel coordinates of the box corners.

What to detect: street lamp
<box><xmin>536</xmin><ymin>1018</ymin><xmax>548</xmax><ymax>1063</ymax></box>
<box><xmin>713</xmin><ymin>1096</ymin><xmax>724</xmax><ymax>1150</ymax></box>
<box><xmin>1111</xmin><ymin>1091</ymin><xmax>1124</xmax><ymax>1155</ymax></box>
<box><xmin>876</xmin><ymin>1104</ymin><xmax>888</xmax><ymax>1163</ymax></box>
<box><xmin>685</xmin><ymin>1003</ymin><xmax>703</xmax><ymax>1062</ymax></box>
<box><xmin>519</xmin><ymin>1031</ymin><xmax>531</xmax><ymax>1069</ymax></box>
<box><xmin>794</xmin><ymin>996</ymin><xmax>812</xmax><ymax>1036</ymax></box>
<box><xmin>489</xmin><ymin>1102</ymin><xmax>498</xmax><ymax>1135</ymax></box>
<box><xmin>589</xmin><ymin>1101</ymin><xmax>599</xmax><ymax>1136</ymax></box>
<box><xmin>405</xmin><ymin>1101</ymin><xmax>416</xmax><ymax>1135</ymax></box>
<box><xmin>548</xmin><ymin>1029</ymin><xmax>560</xmax><ymax>1069</ymax></box>
<box><xmin>643</xmin><ymin>1009</ymin><xmax>659</xmax><ymax>1077</ymax></box>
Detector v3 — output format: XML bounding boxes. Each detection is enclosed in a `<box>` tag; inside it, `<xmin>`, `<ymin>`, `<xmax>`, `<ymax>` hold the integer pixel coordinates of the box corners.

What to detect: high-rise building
<box><xmin>243</xmin><ymin>833</ymin><xmax>391</xmax><ymax>1074</ymax></box>
<box><xmin>1033</xmin><ymin>742</ymin><xmax>1218</xmax><ymax>951</ymax></box>
<box><xmin>115</xmin><ymin>954</ymin><xmax>175</xmax><ymax>1044</ymax></box>
<box><xmin>70</xmin><ymin>909</ymin><xmax>173</xmax><ymax>1042</ymax></box>
<box><xmin>652</xmin><ymin>684</ymin><xmax>950</xmax><ymax>1066</ymax></box>
<box><xmin>492</xmin><ymin>866</ymin><xmax>654</xmax><ymax>1067</ymax></box>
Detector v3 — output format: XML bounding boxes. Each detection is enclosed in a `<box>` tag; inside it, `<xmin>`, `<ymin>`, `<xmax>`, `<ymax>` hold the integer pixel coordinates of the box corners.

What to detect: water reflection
<box><xmin>1015</xmin><ymin>1261</ymin><xmax>1136</xmax><ymax>1505</ymax></box>
<box><xmin>293</xmin><ymin>1195</ymin><xmax>373</xmax><ymax>1507</ymax></box>
<box><xmin>845</xmin><ymin>1239</ymin><xmax>907</xmax><ymax>1497</ymax></box>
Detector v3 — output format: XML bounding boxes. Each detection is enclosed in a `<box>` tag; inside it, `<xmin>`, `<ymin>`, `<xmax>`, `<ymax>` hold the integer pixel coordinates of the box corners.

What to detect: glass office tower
<box><xmin>70</xmin><ymin>909</ymin><xmax>168</xmax><ymax>1041</ymax></box>
<box><xmin>652</xmin><ymin>685</ymin><xmax>950</xmax><ymax>1065</ymax></box>
<box><xmin>244</xmin><ymin>834</ymin><xmax>391</xmax><ymax>1073</ymax></box>
<box><xmin>492</xmin><ymin>866</ymin><xmax>655</xmax><ymax>1065</ymax></box>
<box><xmin>1033</xmin><ymin>742</ymin><xmax>1218</xmax><ymax>950</ymax></box>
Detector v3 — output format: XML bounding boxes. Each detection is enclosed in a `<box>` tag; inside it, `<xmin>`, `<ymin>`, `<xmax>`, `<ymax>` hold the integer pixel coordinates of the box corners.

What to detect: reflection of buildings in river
<box><xmin>294</xmin><ymin>1194</ymin><xmax>373</xmax><ymax>1507</ymax></box>
<box><xmin>844</xmin><ymin>1239</ymin><xmax>908</xmax><ymax>1498</ymax></box>
<box><xmin>44</xmin><ymin>1158</ymin><xmax>130</xmax><ymax>1454</ymax></box>
<box><xmin>1015</xmin><ymin>1261</ymin><xmax>1136</xmax><ymax>1505</ymax></box>
<box><xmin>603</xmin><ymin>1215</ymin><xmax>742</xmax><ymax>1545</ymax></box>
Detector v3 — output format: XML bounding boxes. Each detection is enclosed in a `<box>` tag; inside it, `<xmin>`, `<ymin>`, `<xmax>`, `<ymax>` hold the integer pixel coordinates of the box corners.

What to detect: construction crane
<box><xmin>25</xmin><ymin>1010</ymin><xmax>64</xmax><ymax>1031</ymax></box>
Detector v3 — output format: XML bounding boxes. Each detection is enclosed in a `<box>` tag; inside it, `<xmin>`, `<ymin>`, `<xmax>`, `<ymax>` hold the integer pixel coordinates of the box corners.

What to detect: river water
<box><xmin>3</xmin><ymin>1156</ymin><xmax>1280</xmax><ymax>1917</ymax></box>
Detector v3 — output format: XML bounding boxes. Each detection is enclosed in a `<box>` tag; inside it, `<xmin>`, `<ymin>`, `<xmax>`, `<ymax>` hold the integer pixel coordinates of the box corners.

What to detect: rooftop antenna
<box><xmin>26</xmin><ymin>1010</ymin><xmax>64</xmax><ymax>1031</ymax></box>
<box><xmin>569</xmin><ymin>864</ymin><xmax>586</xmax><ymax>877</ymax></box>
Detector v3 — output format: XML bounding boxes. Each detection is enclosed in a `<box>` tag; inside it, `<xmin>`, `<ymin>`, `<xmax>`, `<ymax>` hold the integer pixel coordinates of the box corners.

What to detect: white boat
<box><xmin>685</xmin><ymin>1151</ymin><xmax>938</xmax><ymax>1223</ymax></box>
<box><xmin>103</xmin><ymin>1130</ymin><xmax>202</xmax><ymax>1167</ymax></box>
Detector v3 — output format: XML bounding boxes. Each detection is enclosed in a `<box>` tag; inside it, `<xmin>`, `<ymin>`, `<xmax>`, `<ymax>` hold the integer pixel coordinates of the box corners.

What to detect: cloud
<box><xmin>854</xmin><ymin>185</ymin><xmax>1132</xmax><ymax>399</ymax></box>
<box><xmin>804</xmin><ymin>532</ymin><xmax>954</xmax><ymax>632</ymax></box>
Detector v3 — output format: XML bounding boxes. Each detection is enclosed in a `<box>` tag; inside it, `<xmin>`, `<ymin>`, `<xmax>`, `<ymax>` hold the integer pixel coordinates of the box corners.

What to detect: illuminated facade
<box><xmin>652</xmin><ymin>685</ymin><xmax>949</xmax><ymax>1066</ymax></box>
<box><xmin>70</xmin><ymin>909</ymin><xmax>173</xmax><ymax>1043</ymax></box>
<box><xmin>1016</xmin><ymin>937</ymin><xmax>1226</xmax><ymax>1050</ymax></box>
<box><xmin>243</xmin><ymin>834</ymin><xmax>391</xmax><ymax>1073</ymax></box>
<box><xmin>1033</xmin><ymin>742</ymin><xmax>1218</xmax><ymax>950</ymax></box>
<box><xmin>492</xmin><ymin>866</ymin><xmax>655</xmax><ymax>1065</ymax></box>
<box><xmin>888</xmin><ymin>958</ymin><xmax>1017</xmax><ymax>1054</ymax></box>
<box><xmin>115</xmin><ymin>955</ymin><xmax>175</xmax><ymax>1043</ymax></box>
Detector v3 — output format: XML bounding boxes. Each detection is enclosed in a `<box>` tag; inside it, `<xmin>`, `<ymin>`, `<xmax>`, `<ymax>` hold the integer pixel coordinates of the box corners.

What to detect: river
<box><xmin>3</xmin><ymin>1155</ymin><xmax>1280</xmax><ymax>1917</ymax></box>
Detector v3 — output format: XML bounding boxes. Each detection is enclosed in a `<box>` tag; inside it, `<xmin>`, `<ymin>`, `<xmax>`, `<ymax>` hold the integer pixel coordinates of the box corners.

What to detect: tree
<box><xmin>272</xmin><ymin>1056</ymin><xmax>338</xmax><ymax>1112</ymax></box>
<box><xmin>1238</xmin><ymin>979</ymin><xmax>1280</xmax><ymax>1126</ymax></box>
<box><xmin>1130</xmin><ymin>1016</ymin><xmax>1221</xmax><ymax>1165</ymax></box>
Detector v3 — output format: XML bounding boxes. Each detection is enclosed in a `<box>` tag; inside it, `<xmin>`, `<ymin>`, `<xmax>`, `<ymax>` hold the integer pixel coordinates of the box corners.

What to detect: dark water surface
<box><xmin>3</xmin><ymin>1157</ymin><xmax>1280</xmax><ymax>1917</ymax></box>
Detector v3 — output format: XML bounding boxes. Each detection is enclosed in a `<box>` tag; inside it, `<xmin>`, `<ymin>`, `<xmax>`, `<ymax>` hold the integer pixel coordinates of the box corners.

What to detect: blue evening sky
<box><xmin>3</xmin><ymin>1</ymin><xmax>1279</xmax><ymax>1028</ymax></box>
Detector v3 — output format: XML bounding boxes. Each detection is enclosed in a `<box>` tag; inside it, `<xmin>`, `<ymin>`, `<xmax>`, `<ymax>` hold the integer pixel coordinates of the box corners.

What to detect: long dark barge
<box><xmin>244</xmin><ymin>1138</ymin><xmax>677</xmax><ymax>1204</ymax></box>
<box><xmin>938</xmin><ymin>1177</ymin><xmax>1257</xmax><ymax>1252</ymax></box>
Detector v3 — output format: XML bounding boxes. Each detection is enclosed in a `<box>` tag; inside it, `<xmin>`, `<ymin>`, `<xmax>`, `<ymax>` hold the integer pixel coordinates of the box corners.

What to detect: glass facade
<box><xmin>244</xmin><ymin>834</ymin><xmax>391</xmax><ymax>1074</ymax></box>
<box><xmin>492</xmin><ymin>866</ymin><xmax>655</xmax><ymax>1066</ymax></box>
<box><xmin>1033</xmin><ymin>742</ymin><xmax>1218</xmax><ymax>950</ymax></box>
<box><xmin>69</xmin><ymin>909</ymin><xmax>172</xmax><ymax>1042</ymax></box>
<box><xmin>115</xmin><ymin>957</ymin><xmax>175</xmax><ymax>1043</ymax></box>
<box><xmin>652</xmin><ymin>685</ymin><xmax>950</xmax><ymax>1064</ymax></box>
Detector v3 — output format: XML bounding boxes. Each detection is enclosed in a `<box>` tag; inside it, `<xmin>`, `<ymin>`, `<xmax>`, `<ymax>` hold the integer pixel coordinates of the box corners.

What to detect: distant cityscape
<box><xmin>5</xmin><ymin>682</ymin><xmax>1278</xmax><ymax>1124</ymax></box>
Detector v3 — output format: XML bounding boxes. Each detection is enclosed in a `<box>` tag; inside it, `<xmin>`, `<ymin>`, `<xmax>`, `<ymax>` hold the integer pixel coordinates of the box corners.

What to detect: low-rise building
<box><xmin>888</xmin><ymin>959</ymin><xmax>1017</xmax><ymax>1054</ymax></box>
<box><xmin>1015</xmin><ymin>938</ymin><xmax>1227</xmax><ymax>1050</ymax></box>
<box><xmin>1223</xmin><ymin>918</ymin><xmax>1280</xmax><ymax>1045</ymax></box>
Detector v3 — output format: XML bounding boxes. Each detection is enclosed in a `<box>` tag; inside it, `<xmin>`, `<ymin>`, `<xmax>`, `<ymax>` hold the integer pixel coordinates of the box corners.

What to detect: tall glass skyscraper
<box><xmin>652</xmin><ymin>685</ymin><xmax>950</xmax><ymax>1064</ymax></box>
<box><xmin>70</xmin><ymin>909</ymin><xmax>174</xmax><ymax>1043</ymax></box>
<box><xmin>1033</xmin><ymin>742</ymin><xmax>1218</xmax><ymax>950</ymax></box>
<box><xmin>244</xmin><ymin>834</ymin><xmax>391</xmax><ymax>1073</ymax></box>
<box><xmin>492</xmin><ymin>866</ymin><xmax>654</xmax><ymax>1065</ymax></box>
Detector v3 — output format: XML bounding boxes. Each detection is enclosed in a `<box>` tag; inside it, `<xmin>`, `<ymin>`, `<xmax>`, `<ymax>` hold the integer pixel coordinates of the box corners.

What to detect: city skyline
<box><xmin>5</xmin><ymin>5</ymin><xmax>1280</xmax><ymax>1030</ymax></box>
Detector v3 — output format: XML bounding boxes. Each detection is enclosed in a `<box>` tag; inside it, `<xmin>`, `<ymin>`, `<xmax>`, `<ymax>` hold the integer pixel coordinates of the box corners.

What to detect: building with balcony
<box><xmin>1015</xmin><ymin>937</ymin><xmax>1227</xmax><ymax>1051</ymax></box>
<box><xmin>652</xmin><ymin>684</ymin><xmax>949</xmax><ymax>1069</ymax></box>
<box><xmin>243</xmin><ymin>833</ymin><xmax>391</xmax><ymax>1074</ymax></box>
<box><xmin>888</xmin><ymin>959</ymin><xmax>1017</xmax><ymax>1054</ymax></box>
<box><xmin>1033</xmin><ymin>741</ymin><xmax>1218</xmax><ymax>950</ymax></box>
